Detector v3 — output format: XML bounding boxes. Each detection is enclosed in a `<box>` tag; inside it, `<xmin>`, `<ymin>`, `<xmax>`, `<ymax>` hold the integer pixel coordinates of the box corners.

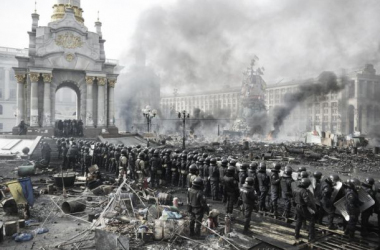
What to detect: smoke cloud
<box><xmin>124</xmin><ymin>0</ymin><xmax>380</xmax><ymax>93</ymax></box>
<box><xmin>272</xmin><ymin>72</ymin><xmax>347</xmax><ymax>134</ymax></box>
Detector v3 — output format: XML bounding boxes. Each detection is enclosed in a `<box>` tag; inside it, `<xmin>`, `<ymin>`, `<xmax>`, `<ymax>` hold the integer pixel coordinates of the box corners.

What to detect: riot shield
<box><xmin>292</xmin><ymin>172</ymin><xmax>298</xmax><ymax>181</ymax></box>
<box><xmin>358</xmin><ymin>188</ymin><xmax>375</xmax><ymax>212</ymax></box>
<box><xmin>331</xmin><ymin>181</ymin><xmax>342</xmax><ymax>201</ymax></box>
<box><xmin>334</xmin><ymin>197</ymin><xmax>350</xmax><ymax>221</ymax></box>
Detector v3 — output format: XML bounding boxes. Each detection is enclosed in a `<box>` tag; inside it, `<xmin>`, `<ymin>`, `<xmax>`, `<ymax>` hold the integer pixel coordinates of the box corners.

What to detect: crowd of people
<box><xmin>54</xmin><ymin>119</ymin><xmax>84</xmax><ymax>137</ymax></box>
<box><xmin>50</xmin><ymin>139</ymin><xmax>380</xmax><ymax>241</ymax></box>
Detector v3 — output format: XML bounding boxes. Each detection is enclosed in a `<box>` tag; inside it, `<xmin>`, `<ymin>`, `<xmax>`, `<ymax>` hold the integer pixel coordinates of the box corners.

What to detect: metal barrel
<box><xmin>61</xmin><ymin>199</ymin><xmax>86</xmax><ymax>214</ymax></box>
<box><xmin>373</xmin><ymin>147</ymin><xmax>380</xmax><ymax>154</ymax></box>
<box><xmin>351</xmin><ymin>147</ymin><xmax>358</xmax><ymax>154</ymax></box>
<box><xmin>18</xmin><ymin>165</ymin><xmax>35</xmax><ymax>177</ymax></box>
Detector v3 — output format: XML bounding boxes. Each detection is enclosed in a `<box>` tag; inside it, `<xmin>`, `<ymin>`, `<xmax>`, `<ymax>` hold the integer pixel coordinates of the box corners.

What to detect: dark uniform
<box><xmin>128</xmin><ymin>149</ymin><xmax>137</xmax><ymax>180</ymax></box>
<box><xmin>257</xmin><ymin>163</ymin><xmax>270</xmax><ymax>211</ymax></box>
<box><xmin>219</xmin><ymin>159</ymin><xmax>228</xmax><ymax>201</ymax></box>
<box><xmin>318</xmin><ymin>176</ymin><xmax>336</xmax><ymax>229</ymax></box>
<box><xmin>344</xmin><ymin>179</ymin><xmax>362</xmax><ymax>240</ymax></box>
<box><xmin>203</xmin><ymin>158</ymin><xmax>211</xmax><ymax>197</ymax></box>
<box><xmin>281</xmin><ymin>166</ymin><xmax>294</xmax><ymax>219</ymax></box>
<box><xmin>171</xmin><ymin>155</ymin><xmax>179</xmax><ymax>186</ymax></box>
<box><xmin>57</xmin><ymin>139</ymin><xmax>62</xmax><ymax>160</ymax></box>
<box><xmin>361</xmin><ymin>178</ymin><xmax>375</xmax><ymax>236</ymax></box>
<box><xmin>62</xmin><ymin>143</ymin><xmax>68</xmax><ymax>169</ymax></box>
<box><xmin>163</xmin><ymin>151</ymin><xmax>172</xmax><ymax>185</ymax></box>
<box><xmin>248</xmin><ymin>162</ymin><xmax>260</xmax><ymax>195</ymax></box>
<box><xmin>209</xmin><ymin>158</ymin><xmax>220</xmax><ymax>200</ymax></box>
<box><xmin>270</xmin><ymin>163</ymin><xmax>281</xmax><ymax>216</ymax></box>
<box><xmin>293</xmin><ymin>178</ymin><xmax>316</xmax><ymax>241</ymax></box>
<box><xmin>240</xmin><ymin>177</ymin><xmax>257</xmax><ymax>231</ymax></box>
<box><xmin>223</xmin><ymin>166</ymin><xmax>239</xmax><ymax>214</ymax></box>
<box><xmin>150</xmin><ymin>150</ymin><xmax>162</xmax><ymax>188</ymax></box>
<box><xmin>187</xmin><ymin>177</ymin><xmax>209</xmax><ymax>237</ymax></box>
<box><xmin>67</xmin><ymin>143</ymin><xmax>78</xmax><ymax>169</ymax></box>
<box><xmin>179</xmin><ymin>154</ymin><xmax>188</xmax><ymax>188</ymax></box>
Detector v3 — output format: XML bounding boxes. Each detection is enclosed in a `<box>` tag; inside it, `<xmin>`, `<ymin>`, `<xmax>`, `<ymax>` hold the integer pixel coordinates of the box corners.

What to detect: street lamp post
<box><xmin>142</xmin><ymin>105</ymin><xmax>157</xmax><ymax>133</ymax></box>
<box><xmin>178</xmin><ymin>110</ymin><xmax>190</xmax><ymax>149</ymax></box>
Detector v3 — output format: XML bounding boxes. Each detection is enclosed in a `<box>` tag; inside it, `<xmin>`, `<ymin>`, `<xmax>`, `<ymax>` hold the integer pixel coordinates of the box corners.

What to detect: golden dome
<box><xmin>51</xmin><ymin>0</ymin><xmax>84</xmax><ymax>24</ymax></box>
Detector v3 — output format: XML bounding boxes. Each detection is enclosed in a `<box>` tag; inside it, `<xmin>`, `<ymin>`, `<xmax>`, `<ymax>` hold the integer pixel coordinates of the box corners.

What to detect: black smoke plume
<box><xmin>272</xmin><ymin>71</ymin><xmax>347</xmax><ymax>135</ymax></box>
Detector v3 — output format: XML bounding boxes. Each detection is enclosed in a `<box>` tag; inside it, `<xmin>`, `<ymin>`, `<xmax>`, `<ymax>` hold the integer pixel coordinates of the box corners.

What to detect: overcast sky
<box><xmin>0</xmin><ymin>0</ymin><xmax>175</xmax><ymax>60</ymax></box>
<box><xmin>1</xmin><ymin>0</ymin><xmax>380</xmax><ymax>91</ymax></box>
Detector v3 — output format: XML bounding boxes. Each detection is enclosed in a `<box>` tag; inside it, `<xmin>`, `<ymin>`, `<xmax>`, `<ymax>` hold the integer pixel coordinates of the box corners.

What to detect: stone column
<box><xmin>15</xmin><ymin>74</ymin><xmax>26</xmax><ymax>125</ymax></box>
<box><xmin>4</xmin><ymin>68</ymin><xmax>10</xmax><ymax>100</ymax></box>
<box><xmin>29</xmin><ymin>72</ymin><xmax>40</xmax><ymax>127</ymax></box>
<box><xmin>85</xmin><ymin>76</ymin><xmax>95</xmax><ymax>127</ymax></box>
<box><xmin>42</xmin><ymin>73</ymin><xmax>52</xmax><ymax>127</ymax></box>
<box><xmin>108</xmin><ymin>79</ymin><xmax>116</xmax><ymax>126</ymax></box>
<box><xmin>97</xmin><ymin>77</ymin><xmax>106</xmax><ymax>127</ymax></box>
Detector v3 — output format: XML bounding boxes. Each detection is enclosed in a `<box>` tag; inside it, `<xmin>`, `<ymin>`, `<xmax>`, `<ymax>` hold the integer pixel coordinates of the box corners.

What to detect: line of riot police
<box><xmin>54</xmin><ymin>119</ymin><xmax>84</xmax><ymax>137</ymax></box>
<box><xmin>50</xmin><ymin>142</ymin><xmax>380</xmax><ymax>241</ymax></box>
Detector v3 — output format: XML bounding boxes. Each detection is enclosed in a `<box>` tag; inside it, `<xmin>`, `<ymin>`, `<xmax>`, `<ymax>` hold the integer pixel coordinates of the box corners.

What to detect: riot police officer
<box><xmin>187</xmin><ymin>164</ymin><xmax>198</xmax><ymax>188</ymax></box>
<box><xmin>118</xmin><ymin>149</ymin><xmax>128</xmax><ymax>183</ymax></box>
<box><xmin>270</xmin><ymin>162</ymin><xmax>281</xmax><ymax>217</ymax></box>
<box><xmin>361</xmin><ymin>177</ymin><xmax>375</xmax><ymax>236</ymax></box>
<box><xmin>238</xmin><ymin>163</ymin><xmax>249</xmax><ymax>189</ymax></box>
<box><xmin>281</xmin><ymin>166</ymin><xmax>294</xmax><ymax>220</ymax></box>
<box><xmin>257</xmin><ymin>162</ymin><xmax>270</xmax><ymax>211</ymax></box>
<box><xmin>136</xmin><ymin>152</ymin><xmax>147</xmax><ymax>187</ymax></box>
<box><xmin>150</xmin><ymin>150</ymin><xmax>162</xmax><ymax>188</ymax></box>
<box><xmin>219</xmin><ymin>159</ymin><xmax>228</xmax><ymax>201</ymax></box>
<box><xmin>171</xmin><ymin>154</ymin><xmax>179</xmax><ymax>186</ymax></box>
<box><xmin>248</xmin><ymin>162</ymin><xmax>260</xmax><ymax>195</ymax></box>
<box><xmin>240</xmin><ymin>177</ymin><xmax>257</xmax><ymax>232</ymax></box>
<box><xmin>209</xmin><ymin>158</ymin><xmax>220</xmax><ymax>201</ymax></box>
<box><xmin>293</xmin><ymin>178</ymin><xmax>316</xmax><ymax>242</ymax></box>
<box><xmin>128</xmin><ymin>148</ymin><xmax>137</xmax><ymax>180</ymax></box>
<box><xmin>187</xmin><ymin>177</ymin><xmax>209</xmax><ymax>237</ymax></box>
<box><xmin>179</xmin><ymin>154</ymin><xmax>188</xmax><ymax>188</ymax></box>
<box><xmin>203</xmin><ymin>157</ymin><xmax>211</xmax><ymax>197</ymax></box>
<box><xmin>344</xmin><ymin>178</ymin><xmax>362</xmax><ymax>241</ymax></box>
<box><xmin>318</xmin><ymin>175</ymin><xmax>339</xmax><ymax>229</ymax></box>
<box><xmin>223</xmin><ymin>166</ymin><xmax>239</xmax><ymax>215</ymax></box>
<box><xmin>163</xmin><ymin>150</ymin><xmax>172</xmax><ymax>186</ymax></box>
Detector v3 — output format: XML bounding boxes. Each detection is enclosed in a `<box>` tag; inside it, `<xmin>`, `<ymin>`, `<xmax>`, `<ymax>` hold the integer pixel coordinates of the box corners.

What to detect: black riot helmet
<box><xmin>299</xmin><ymin>178</ymin><xmax>311</xmax><ymax>188</ymax></box>
<box><xmin>121</xmin><ymin>149</ymin><xmax>127</xmax><ymax>156</ymax></box>
<box><xmin>210</xmin><ymin>158</ymin><xmax>217</xmax><ymax>165</ymax></box>
<box><xmin>258</xmin><ymin>162</ymin><xmax>266</xmax><ymax>172</ymax></box>
<box><xmin>240</xmin><ymin>163</ymin><xmax>249</xmax><ymax>171</ymax></box>
<box><xmin>192</xmin><ymin>177</ymin><xmax>203</xmax><ymax>189</ymax></box>
<box><xmin>249</xmin><ymin>162</ymin><xmax>258</xmax><ymax>171</ymax></box>
<box><xmin>300</xmin><ymin>171</ymin><xmax>309</xmax><ymax>179</ymax></box>
<box><xmin>229</xmin><ymin>159</ymin><xmax>236</xmax><ymax>166</ymax></box>
<box><xmin>198</xmin><ymin>157</ymin><xmax>205</xmax><ymax>164</ymax></box>
<box><xmin>154</xmin><ymin>150</ymin><xmax>160</xmax><ymax>156</ymax></box>
<box><xmin>329</xmin><ymin>174</ymin><xmax>340</xmax><ymax>186</ymax></box>
<box><xmin>346</xmin><ymin>178</ymin><xmax>361</xmax><ymax>190</ymax></box>
<box><xmin>189</xmin><ymin>164</ymin><xmax>198</xmax><ymax>174</ymax></box>
<box><xmin>205</xmin><ymin>157</ymin><xmax>211</xmax><ymax>165</ymax></box>
<box><xmin>365</xmin><ymin>177</ymin><xmax>375</xmax><ymax>186</ymax></box>
<box><xmin>227</xmin><ymin>166</ymin><xmax>235</xmax><ymax>176</ymax></box>
<box><xmin>245</xmin><ymin>177</ymin><xmax>254</xmax><ymax>186</ymax></box>
<box><xmin>221</xmin><ymin>159</ymin><xmax>228</xmax><ymax>167</ymax></box>
<box><xmin>283</xmin><ymin>166</ymin><xmax>293</xmax><ymax>177</ymax></box>
<box><xmin>313</xmin><ymin>171</ymin><xmax>322</xmax><ymax>180</ymax></box>
<box><xmin>272</xmin><ymin>162</ymin><xmax>281</xmax><ymax>172</ymax></box>
<box><xmin>298</xmin><ymin>166</ymin><xmax>306</xmax><ymax>173</ymax></box>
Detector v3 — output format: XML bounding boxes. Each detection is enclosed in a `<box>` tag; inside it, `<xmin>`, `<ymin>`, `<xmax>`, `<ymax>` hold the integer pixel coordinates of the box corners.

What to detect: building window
<box><xmin>0</xmin><ymin>105</ymin><xmax>3</xmax><ymax>115</ymax></box>
<box><xmin>0</xmin><ymin>89</ymin><xmax>2</xmax><ymax>99</ymax></box>
<box><xmin>0</xmin><ymin>123</ymin><xmax>3</xmax><ymax>130</ymax></box>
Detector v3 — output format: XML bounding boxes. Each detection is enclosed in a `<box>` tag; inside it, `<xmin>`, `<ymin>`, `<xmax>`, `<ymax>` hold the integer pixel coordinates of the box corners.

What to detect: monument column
<box><xmin>15</xmin><ymin>74</ymin><xmax>26</xmax><ymax>125</ymax></box>
<box><xmin>108</xmin><ymin>79</ymin><xmax>116</xmax><ymax>126</ymax></box>
<box><xmin>29</xmin><ymin>72</ymin><xmax>40</xmax><ymax>127</ymax></box>
<box><xmin>42</xmin><ymin>73</ymin><xmax>52</xmax><ymax>126</ymax></box>
<box><xmin>97</xmin><ymin>77</ymin><xmax>106</xmax><ymax>127</ymax></box>
<box><xmin>85</xmin><ymin>76</ymin><xmax>94</xmax><ymax>127</ymax></box>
